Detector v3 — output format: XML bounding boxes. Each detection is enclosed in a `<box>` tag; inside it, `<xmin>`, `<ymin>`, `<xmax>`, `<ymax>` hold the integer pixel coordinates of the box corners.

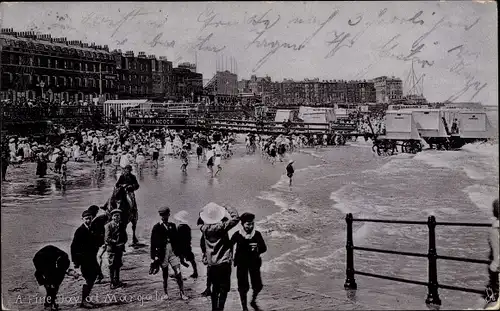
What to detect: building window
<box><xmin>47</xmin><ymin>59</ymin><xmax>51</xmax><ymax>68</ymax></box>
<box><xmin>64</xmin><ymin>60</ymin><xmax>67</xmax><ymax>69</ymax></box>
<box><xmin>55</xmin><ymin>60</ymin><xmax>58</xmax><ymax>69</ymax></box>
<box><xmin>53</xmin><ymin>76</ymin><xmax>57</xmax><ymax>86</ymax></box>
<box><xmin>29</xmin><ymin>57</ymin><xmax>34</xmax><ymax>67</ymax></box>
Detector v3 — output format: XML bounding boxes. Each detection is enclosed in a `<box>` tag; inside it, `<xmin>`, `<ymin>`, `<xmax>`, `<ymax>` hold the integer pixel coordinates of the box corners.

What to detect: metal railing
<box><xmin>344</xmin><ymin>213</ymin><xmax>491</xmax><ymax>305</ymax></box>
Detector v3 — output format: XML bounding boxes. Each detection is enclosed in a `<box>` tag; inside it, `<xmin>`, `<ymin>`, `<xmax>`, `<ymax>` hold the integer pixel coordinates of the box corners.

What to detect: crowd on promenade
<box><xmin>1</xmin><ymin>98</ymin><xmax>99</xmax><ymax>108</ymax></box>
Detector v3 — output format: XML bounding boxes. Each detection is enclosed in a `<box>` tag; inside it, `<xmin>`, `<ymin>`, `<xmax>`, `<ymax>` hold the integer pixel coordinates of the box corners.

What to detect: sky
<box><xmin>0</xmin><ymin>1</ymin><xmax>497</xmax><ymax>106</ymax></box>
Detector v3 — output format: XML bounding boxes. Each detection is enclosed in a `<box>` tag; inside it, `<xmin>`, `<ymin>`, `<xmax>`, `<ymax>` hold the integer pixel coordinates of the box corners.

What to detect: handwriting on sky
<box><xmin>35</xmin><ymin>4</ymin><xmax>490</xmax><ymax>103</ymax></box>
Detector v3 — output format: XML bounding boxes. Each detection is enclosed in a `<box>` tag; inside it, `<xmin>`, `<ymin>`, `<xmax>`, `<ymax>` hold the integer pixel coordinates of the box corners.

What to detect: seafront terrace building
<box><xmin>1</xmin><ymin>28</ymin><xmax>203</xmax><ymax>103</ymax></box>
<box><xmin>241</xmin><ymin>78</ymin><xmax>377</xmax><ymax>107</ymax></box>
<box><xmin>0</xmin><ymin>28</ymin><xmax>118</xmax><ymax>102</ymax></box>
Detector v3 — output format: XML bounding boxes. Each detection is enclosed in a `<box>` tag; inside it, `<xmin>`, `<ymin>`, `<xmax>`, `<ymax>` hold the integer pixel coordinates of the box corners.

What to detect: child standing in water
<box><xmin>231</xmin><ymin>212</ymin><xmax>267</xmax><ymax>311</ymax></box>
<box><xmin>286</xmin><ymin>160</ymin><xmax>294</xmax><ymax>187</ymax></box>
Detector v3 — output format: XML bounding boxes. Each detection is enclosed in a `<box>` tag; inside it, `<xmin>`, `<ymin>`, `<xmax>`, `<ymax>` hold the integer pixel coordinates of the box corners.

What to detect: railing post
<box><xmin>426</xmin><ymin>215</ymin><xmax>441</xmax><ymax>305</ymax></box>
<box><xmin>344</xmin><ymin>213</ymin><xmax>357</xmax><ymax>290</ymax></box>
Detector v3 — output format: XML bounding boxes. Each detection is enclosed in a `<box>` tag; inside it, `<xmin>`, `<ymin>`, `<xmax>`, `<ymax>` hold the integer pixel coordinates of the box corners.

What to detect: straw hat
<box><xmin>200</xmin><ymin>202</ymin><xmax>226</xmax><ymax>225</ymax></box>
<box><xmin>288</xmin><ymin>159</ymin><xmax>294</xmax><ymax>164</ymax></box>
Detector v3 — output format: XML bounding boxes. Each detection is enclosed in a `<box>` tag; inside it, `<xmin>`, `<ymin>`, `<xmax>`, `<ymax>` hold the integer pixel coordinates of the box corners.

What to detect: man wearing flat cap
<box><xmin>71</xmin><ymin>209</ymin><xmax>99</xmax><ymax>308</ymax></box>
<box><xmin>105</xmin><ymin>209</ymin><xmax>127</xmax><ymax>289</ymax></box>
<box><xmin>150</xmin><ymin>206</ymin><xmax>188</xmax><ymax>300</ymax></box>
<box><xmin>199</xmin><ymin>202</ymin><xmax>240</xmax><ymax>311</ymax></box>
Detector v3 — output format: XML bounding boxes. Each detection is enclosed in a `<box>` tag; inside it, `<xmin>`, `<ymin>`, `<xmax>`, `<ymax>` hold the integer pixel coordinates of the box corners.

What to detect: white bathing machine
<box><xmin>381</xmin><ymin>110</ymin><xmax>421</xmax><ymax>140</ymax></box>
<box><xmin>442</xmin><ymin>109</ymin><xmax>496</xmax><ymax>140</ymax></box>
<box><xmin>371</xmin><ymin>110</ymin><xmax>423</xmax><ymax>155</ymax></box>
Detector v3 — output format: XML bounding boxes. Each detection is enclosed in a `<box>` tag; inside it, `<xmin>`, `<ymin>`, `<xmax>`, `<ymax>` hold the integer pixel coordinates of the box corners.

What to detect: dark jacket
<box><xmin>116</xmin><ymin>173</ymin><xmax>140</xmax><ymax>191</ymax></box>
<box><xmin>177</xmin><ymin>224</ymin><xmax>192</xmax><ymax>255</ymax></box>
<box><xmin>286</xmin><ymin>163</ymin><xmax>294</xmax><ymax>177</ymax></box>
<box><xmin>33</xmin><ymin>245</ymin><xmax>70</xmax><ymax>286</ymax></box>
<box><xmin>150</xmin><ymin>222</ymin><xmax>180</xmax><ymax>262</ymax></box>
<box><xmin>200</xmin><ymin>207</ymin><xmax>240</xmax><ymax>266</ymax></box>
<box><xmin>231</xmin><ymin>230</ymin><xmax>267</xmax><ymax>267</ymax></box>
<box><xmin>90</xmin><ymin>214</ymin><xmax>110</xmax><ymax>248</ymax></box>
<box><xmin>71</xmin><ymin>224</ymin><xmax>98</xmax><ymax>267</ymax></box>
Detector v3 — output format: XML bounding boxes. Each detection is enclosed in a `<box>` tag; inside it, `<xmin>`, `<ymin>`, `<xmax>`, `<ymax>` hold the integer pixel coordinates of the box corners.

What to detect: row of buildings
<box><xmin>238</xmin><ymin>75</ymin><xmax>405</xmax><ymax>106</ymax></box>
<box><xmin>0</xmin><ymin>28</ymin><xmax>203</xmax><ymax>103</ymax></box>
<box><xmin>1</xmin><ymin>28</ymin><xmax>409</xmax><ymax>106</ymax></box>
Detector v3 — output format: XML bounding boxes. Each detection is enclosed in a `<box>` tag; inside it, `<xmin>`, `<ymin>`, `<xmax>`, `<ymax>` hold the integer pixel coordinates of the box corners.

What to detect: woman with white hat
<box><xmin>199</xmin><ymin>202</ymin><xmax>240</xmax><ymax>311</ymax></box>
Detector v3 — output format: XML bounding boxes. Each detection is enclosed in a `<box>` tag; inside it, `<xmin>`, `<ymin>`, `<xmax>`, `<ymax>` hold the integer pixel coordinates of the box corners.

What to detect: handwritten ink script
<box><xmin>447</xmin><ymin>44</ymin><xmax>487</xmax><ymax>102</ymax></box>
<box><xmin>145</xmin><ymin>33</ymin><xmax>176</xmax><ymax>48</ymax></box>
<box><xmin>197</xmin><ymin>8</ymin><xmax>239</xmax><ymax>31</ymax></box>
<box><xmin>246</xmin><ymin>10</ymin><xmax>339</xmax><ymax>72</ymax></box>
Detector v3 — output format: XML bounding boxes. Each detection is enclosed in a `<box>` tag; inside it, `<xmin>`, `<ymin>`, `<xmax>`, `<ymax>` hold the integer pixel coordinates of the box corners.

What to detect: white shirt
<box><xmin>120</xmin><ymin>154</ymin><xmax>130</xmax><ymax>168</ymax></box>
<box><xmin>215</xmin><ymin>144</ymin><xmax>222</xmax><ymax>155</ymax></box>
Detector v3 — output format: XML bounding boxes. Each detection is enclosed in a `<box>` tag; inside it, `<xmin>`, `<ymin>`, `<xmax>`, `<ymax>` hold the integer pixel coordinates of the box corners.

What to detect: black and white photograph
<box><xmin>0</xmin><ymin>1</ymin><xmax>498</xmax><ymax>310</ymax></box>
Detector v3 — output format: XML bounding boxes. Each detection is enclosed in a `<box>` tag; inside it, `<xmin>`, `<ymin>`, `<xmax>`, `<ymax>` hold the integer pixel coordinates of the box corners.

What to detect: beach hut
<box><xmin>382</xmin><ymin>110</ymin><xmax>421</xmax><ymax>140</ymax></box>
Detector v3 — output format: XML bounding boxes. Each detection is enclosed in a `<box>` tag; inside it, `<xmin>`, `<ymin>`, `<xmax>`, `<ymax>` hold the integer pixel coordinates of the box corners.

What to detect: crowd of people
<box><xmin>0</xmin><ymin>125</ymin><xmax>242</xmax><ymax>182</ymax></box>
<box><xmin>34</xmin><ymin>195</ymin><xmax>269</xmax><ymax>311</ymax></box>
<box><xmin>4</xmin><ymin>112</ymin><xmax>498</xmax><ymax>310</ymax></box>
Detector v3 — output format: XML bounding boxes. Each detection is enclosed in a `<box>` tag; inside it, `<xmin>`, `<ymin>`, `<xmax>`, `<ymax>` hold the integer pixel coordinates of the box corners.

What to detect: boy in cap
<box><xmin>104</xmin><ymin>209</ymin><xmax>127</xmax><ymax>289</ymax></box>
<box><xmin>199</xmin><ymin>203</ymin><xmax>240</xmax><ymax>311</ymax></box>
<box><xmin>33</xmin><ymin>245</ymin><xmax>79</xmax><ymax>311</ymax></box>
<box><xmin>71</xmin><ymin>210</ymin><xmax>100</xmax><ymax>308</ymax></box>
<box><xmin>231</xmin><ymin>212</ymin><xmax>267</xmax><ymax>311</ymax></box>
<box><xmin>150</xmin><ymin>206</ymin><xmax>189</xmax><ymax>300</ymax></box>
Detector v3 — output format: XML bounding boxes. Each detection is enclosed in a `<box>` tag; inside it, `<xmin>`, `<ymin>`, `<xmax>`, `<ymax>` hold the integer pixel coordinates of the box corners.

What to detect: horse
<box><xmin>106</xmin><ymin>185</ymin><xmax>139</xmax><ymax>245</ymax></box>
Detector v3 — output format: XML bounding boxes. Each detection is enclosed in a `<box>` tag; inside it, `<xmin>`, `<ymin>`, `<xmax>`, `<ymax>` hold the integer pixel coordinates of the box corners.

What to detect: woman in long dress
<box><xmin>72</xmin><ymin>143</ymin><xmax>81</xmax><ymax>162</ymax></box>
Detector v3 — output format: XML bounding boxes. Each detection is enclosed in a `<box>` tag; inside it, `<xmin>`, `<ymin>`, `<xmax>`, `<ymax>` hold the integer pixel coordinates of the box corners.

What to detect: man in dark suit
<box><xmin>71</xmin><ymin>209</ymin><xmax>99</xmax><ymax>309</ymax></box>
<box><xmin>33</xmin><ymin>245</ymin><xmax>78</xmax><ymax>311</ymax></box>
<box><xmin>150</xmin><ymin>206</ymin><xmax>188</xmax><ymax>300</ymax></box>
<box><xmin>89</xmin><ymin>205</ymin><xmax>109</xmax><ymax>284</ymax></box>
